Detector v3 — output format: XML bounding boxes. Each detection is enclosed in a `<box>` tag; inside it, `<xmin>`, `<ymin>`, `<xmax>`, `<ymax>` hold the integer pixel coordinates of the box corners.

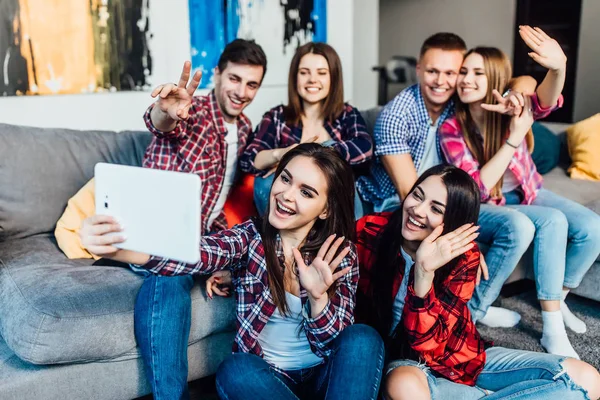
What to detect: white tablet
<box><xmin>94</xmin><ymin>163</ymin><xmax>201</xmax><ymax>263</ymax></box>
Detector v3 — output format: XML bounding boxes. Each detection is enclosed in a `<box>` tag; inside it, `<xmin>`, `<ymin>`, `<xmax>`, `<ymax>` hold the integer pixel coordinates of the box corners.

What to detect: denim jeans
<box><xmin>132</xmin><ymin>266</ymin><xmax>194</xmax><ymax>400</ymax></box>
<box><xmin>468</xmin><ymin>204</ymin><xmax>536</xmax><ymax>321</ymax></box>
<box><xmin>505</xmin><ymin>189</ymin><xmax>600</xmax><ymax>300</ymax></box>
<box><xmin>386</xmin><ymin>347</ymin><xmax>590</xmax><ymax>399</ymax></box>
<box><xmin>215</xmin><ymin>324</ymin><xmax>385</xmax><ymax>400</ymax></box>
<box><xmin>254</xmin><ymin>174</ymin><xmax>366</xmax><ymax>220</ymax></box>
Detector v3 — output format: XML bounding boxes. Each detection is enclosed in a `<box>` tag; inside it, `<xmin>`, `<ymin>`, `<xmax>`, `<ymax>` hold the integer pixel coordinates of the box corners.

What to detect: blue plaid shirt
<box><xmin>357</xmin><ymin>84</ymin><xmax>454</xmax><ymax>207</ymax></box>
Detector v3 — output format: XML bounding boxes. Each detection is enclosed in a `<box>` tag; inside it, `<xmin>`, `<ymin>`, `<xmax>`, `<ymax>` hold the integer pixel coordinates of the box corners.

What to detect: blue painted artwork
<box><xmin>189</xmin><ymin>0</ymin><xmax>327</xmax><ymax>88</ymax></box>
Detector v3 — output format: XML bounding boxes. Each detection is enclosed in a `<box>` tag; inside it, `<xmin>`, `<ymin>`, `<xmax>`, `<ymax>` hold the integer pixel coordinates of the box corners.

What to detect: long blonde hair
<box><xmin>455</xmin><ymin>47</ymin><xmax>533</xmax><ymax>199</ymax></box>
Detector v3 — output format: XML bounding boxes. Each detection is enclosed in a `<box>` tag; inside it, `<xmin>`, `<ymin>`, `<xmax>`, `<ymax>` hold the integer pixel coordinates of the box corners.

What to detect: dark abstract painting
<box><xmin>0</xmin><ymin>0</ymin><xmax>152</xmax><ymax>96</ymax></box>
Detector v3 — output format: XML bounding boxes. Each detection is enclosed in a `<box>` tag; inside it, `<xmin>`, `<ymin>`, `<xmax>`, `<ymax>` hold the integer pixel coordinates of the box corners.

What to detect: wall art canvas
<box><xmin>0</xmin><ymin>0</ymin><xmax>152</xmax><ymax>96</ymax></box>
<box><xmin>189</xmin><ymin>0</ymin><xmax>327</xmax><ymax>89</ymax></box>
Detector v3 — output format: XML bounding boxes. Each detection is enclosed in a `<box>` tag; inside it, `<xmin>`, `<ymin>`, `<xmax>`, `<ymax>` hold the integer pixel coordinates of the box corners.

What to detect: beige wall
<box><xmin>379</xmin><ymin>0</ymin><xmax>599</xmax><ymax>122</ymax></box>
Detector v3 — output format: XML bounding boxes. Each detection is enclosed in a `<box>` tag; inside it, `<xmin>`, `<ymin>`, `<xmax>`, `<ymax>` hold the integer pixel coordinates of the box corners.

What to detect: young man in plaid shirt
<box><xmin>135</xmin><ymin>39</ymin><xmax>267</xmax><ymax>399</ymax></box>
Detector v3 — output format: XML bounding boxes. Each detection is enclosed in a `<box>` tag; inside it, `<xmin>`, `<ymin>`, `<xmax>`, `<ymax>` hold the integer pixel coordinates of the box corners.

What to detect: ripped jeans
<box><xmin>386</xmin><ymin>347</ymin><xmax>589</xmax><ymax>400</ymax></box>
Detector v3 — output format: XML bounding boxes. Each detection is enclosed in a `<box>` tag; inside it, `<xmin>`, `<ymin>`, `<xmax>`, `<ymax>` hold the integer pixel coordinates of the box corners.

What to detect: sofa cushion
<box><xmin>542</xmin><ymin>167</ymin><xmax>600</xmax><ymax>206</ymax></box>
<box><xmin>0</xmin><ymin>235</ymin><xmax>236</xmax><ymax>365</ymax></box>
<box><xmin>567</xmin><ymin>113</ymin><xmax>600</xmax><ymax>181</ymax></box>
<box><xmin>531</xmin><ymin>122</ymin><xmax>561</xmax><ymax>174</ymax></box>
<box><xmin>0</xmin><ymin>123</ymin><xmax>151</xmax><ymax>241</ymax></box>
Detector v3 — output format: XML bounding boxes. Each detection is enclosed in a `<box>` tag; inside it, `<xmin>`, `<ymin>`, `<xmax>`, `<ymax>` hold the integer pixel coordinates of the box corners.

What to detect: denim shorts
<box><xmin>385</xmin><ymin>359</ymin><xmax>488</xmax><ymax>400</ymax></box>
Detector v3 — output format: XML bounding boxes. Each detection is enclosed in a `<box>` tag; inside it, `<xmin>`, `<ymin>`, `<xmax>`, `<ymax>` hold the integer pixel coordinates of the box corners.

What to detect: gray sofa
<box><xmin>0</xmin><ymin>123</ymin><xmax>236</xmax><ymax>399</ymax></box>
<box><xmin>1</xmin><ymin>112</ymin><xmax>598</xmax><ymax>400</ymax></box>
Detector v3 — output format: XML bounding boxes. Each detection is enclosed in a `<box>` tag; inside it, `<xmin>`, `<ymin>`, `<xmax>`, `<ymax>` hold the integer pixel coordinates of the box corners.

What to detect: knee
<box><xmin>216</xmin><ymin>353</ymin><xmax>252</xmax><ymax>390</ymax></box>
<box><xmin>541</xmin><ymin>208</ymin><xmax>569</xmax><ymax>232</ymax></box>
<box><xmin>503</xmin><ymin>212</ymin><xmax>536</xmax><ymax>249</ymax></box>
<box><xmin>563</xmin><ymin>358</ymin><xmax>600</xmax><ymax>399</ymax></box>
<box><xmin>383</xmin><ymin>366</ymin><xmax>430</xmax><ymax>400</ymax></box>
<box><xmin>337</xmin><ymin>324</ymin><xmax>384</xmax><ymax>351</ymax></box>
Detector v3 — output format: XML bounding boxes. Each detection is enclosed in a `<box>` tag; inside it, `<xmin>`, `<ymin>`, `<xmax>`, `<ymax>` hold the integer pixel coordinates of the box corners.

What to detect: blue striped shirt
<box><xmin>357</xmin><ymin>84</ymin><xmax>454</xmax><ymax>207</ymax></box>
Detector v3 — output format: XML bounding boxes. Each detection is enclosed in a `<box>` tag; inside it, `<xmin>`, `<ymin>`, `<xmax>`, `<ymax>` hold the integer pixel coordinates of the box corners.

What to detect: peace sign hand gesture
<box><xmin>294</xmin><ymin>235</ymin><xmax>351</xmax><ymax>301</ymax></box>
<box><xmin>151</xmin><ymin>61</ymin><xmax>202</xmax><ymax>121</ymax></box>
<box><xmin>519</xmin><ymin>25</ymin><xmax>566</xmax><ymax>72</ymax></box>
<box><xmin>415</xmin><ymin>223</ymin><xmax>480</xmax><ymax>274</ymax></box>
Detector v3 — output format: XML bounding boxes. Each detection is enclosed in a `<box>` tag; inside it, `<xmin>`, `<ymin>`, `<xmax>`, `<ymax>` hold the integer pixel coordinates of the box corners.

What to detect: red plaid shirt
<box><xmin>239</xmin><ymin>104</ymin><xmax>373</xmax><ymax>175</ymax></box>
<box><xmin>143</xmin><ymin>91</ymin><xmax>252</xmax><ymax>233</ymax></box>
<box><xmin>142</xmin><ymin>219</ymin><xmax>359</xmax><ymax>362</ymax></box>
<box><xmin>439</xmin><ymin>94</ymin><xmax>563</xmax><ymax>205</ymax></box>
<box><xmin>355</xmin><ymin>213</ymin><xmax>489</xmax><ymax>386</ymax></box>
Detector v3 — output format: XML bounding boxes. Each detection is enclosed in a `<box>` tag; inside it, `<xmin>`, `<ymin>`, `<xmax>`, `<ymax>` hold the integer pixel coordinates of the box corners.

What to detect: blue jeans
<box><xmin>386</xmin><ymin>347</ymin><xmax>590</xmax><ymax>399</ymax></box>
<box><xmin>215</xmin><ymin>324</ymin><xmax>385</xmax><ymax>400</ymax></box>
<box><xmin>133</xmin><ymin>267</ymin><xmax>194</xmax><ymax>400</ymax></box>
<box><xmin>254</xmin><ymin>174</ymin><xmax>366</xmax><ymax>220</ymax></box>
<box><xmin>505</xmin><ymin>189</ymin><xmax>600</xmax><ymax>300</ymax></box>
<box><xmin>468</xmin><ymin>204</ymin><xmax>536</xmax><ymax>321</ymax></box>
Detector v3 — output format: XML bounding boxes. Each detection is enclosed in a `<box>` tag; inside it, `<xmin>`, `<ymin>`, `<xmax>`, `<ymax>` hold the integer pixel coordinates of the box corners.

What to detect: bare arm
<box><xmin>381</xmin><ymin>153</ymin><xmax>418</xmax><ymax>200</ymax></box>
<box><xmin>478</xmin><ymin>99</ymin><xmax>534</xmax><ymax>189</ymax></box>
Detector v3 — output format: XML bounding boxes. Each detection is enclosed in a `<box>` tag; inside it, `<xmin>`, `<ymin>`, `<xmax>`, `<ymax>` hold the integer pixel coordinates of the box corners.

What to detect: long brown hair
<box><xmin>455</xmin><ymin>47</ymin><xmax>533</xmax><ymax>199</ymax></box>
<box><xmin>260</xmin><ymin>143</ymin><xmax>355</xmax><ymax>315</ymax></box>
<box><xmin>284</xmin><ymin>42</ymin><xmax>345</xmax><ymax>125</ymax></box>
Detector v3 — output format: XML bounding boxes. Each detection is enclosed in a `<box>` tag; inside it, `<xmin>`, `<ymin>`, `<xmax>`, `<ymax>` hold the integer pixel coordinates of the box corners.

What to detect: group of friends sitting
<box><xmin>77</xmin><ymin>26</ymin><xmax>600</xmax><ymax>400</ymax></box>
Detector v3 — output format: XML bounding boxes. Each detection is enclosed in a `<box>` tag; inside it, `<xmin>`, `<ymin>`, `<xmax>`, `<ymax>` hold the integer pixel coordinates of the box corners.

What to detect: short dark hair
<box><xmin>419</xmin><ymin>32</ymin><xmax>467</xmax><ymax>59</ymax></box>
<box><xmin>217</xmin><ymin>39</ymin><xmax>268</xmax><ymax>82</ymax></box>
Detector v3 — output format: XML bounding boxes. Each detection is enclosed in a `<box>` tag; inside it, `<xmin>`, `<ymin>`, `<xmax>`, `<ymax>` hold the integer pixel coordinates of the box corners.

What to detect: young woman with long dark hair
<box><xmin>356</xmin><ymin>164</ymin><xmax>600</xmax><ymax>400</ymax></box>
<box><xmin>80</xmin><ymin>143</ymin><xmax>384</xmax><ymax>400</ymax></box>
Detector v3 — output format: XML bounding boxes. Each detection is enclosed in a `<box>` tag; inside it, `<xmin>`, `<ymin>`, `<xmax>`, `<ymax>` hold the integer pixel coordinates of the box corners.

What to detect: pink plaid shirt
<box><xmin>439</xmin><ymin>94</ymin><xmax>563</xmax><ymax>205</ymax></box>
<box><xmin>142</xmin><ymin>91</ymin><xmax>252</xmax><ymax>233</ymax></box>
<box><xmin>142</xmin><ymin>219</ymin><xmax>359</xmax><ymax>363</ymax></box>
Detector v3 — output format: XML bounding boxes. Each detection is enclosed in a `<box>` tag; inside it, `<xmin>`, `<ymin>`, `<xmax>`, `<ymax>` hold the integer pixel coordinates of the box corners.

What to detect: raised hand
<box><xmin>508</xmin><ymin>95</ymin><xmax>534</xmax><ymax>145</ymax></box>
<box><xmin>294</xmin><ymin>235</ymin><xmax>351</xmax><ymax>301</ymax></box>
<box><xmin>151</xmin><ymin>61</ymin><xmax>202</xmax><ymax>121</ymax></box>
<box><xmin>79</xmin><ymin>215</ymin><xmax>125</xmax><ymax>257</ymax></box>
<box><xmin>415</xmin><ymin>223</ymin><xmax>479</xmax><ymax>274</ymax></box>
<box><xmin>519</xmin><ymin>25</ymin><xmax>566</xmax><ymax>71</ymax></box>
<box><xmin>481</xmin><ymin>89</ymin><xmax>528</xmax><ymax>116</ymax></box>
<box><xmin>206</xmin><ymin>270</ymin><xmax>232</xmax><ymax>299</ymax></box>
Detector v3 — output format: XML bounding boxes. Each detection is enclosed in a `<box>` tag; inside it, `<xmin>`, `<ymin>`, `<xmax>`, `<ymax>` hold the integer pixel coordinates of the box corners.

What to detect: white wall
<box><xmin>0</xmin><ymin>0</ymin><xmax>356</xmax><ymax>131</ymax></box>
<box><xmin>379</xmin><ymin>0</ymin><xmax>600</xmax><ymax>122</ymax></box>
<box><xmin>379</xmin><ymin>0</ymin><xmax>516</xmax><ymax>64</ymax></box>
<box><xmin>351</xmin><ymin>0</ymin><xmax>379</xmax><ymax>110</ymax></box>
<box><xmin>574</xmin><ymin>0</ymin><xmax>600</xmax><ymax>122</ymax></box>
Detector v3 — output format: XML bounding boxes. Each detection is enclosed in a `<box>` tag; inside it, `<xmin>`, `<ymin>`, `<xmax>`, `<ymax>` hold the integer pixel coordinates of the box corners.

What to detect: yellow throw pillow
<box><xmin>567</xmin><ymin>113</ymin><xmax>600</xmax><ymax>181</ymax></box>
<box><xmin>54</xmin><ymin>178</ymin><xmax>99</xmax><ymax>259</ymax></box>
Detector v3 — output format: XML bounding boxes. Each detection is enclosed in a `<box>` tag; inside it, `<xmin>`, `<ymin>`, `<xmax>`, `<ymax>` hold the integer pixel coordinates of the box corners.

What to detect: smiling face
<box><xmin>213</xmin><ymin>61</ymin><xmax>264</xmax><ymax>123</ymax></box>
<box><xmin>401</xmin><ymin>175</ymin><xmax>448</xmax><ymax>243</ymax></box>
<box><xmin>268</xmin><ymin>155</ymin><xmax>329</xmax><ymax>234</ymax></box>
<box><xmin>296</xmin><ymin>53</ymin><xmax>331</xmax><ymax>106</ymax></box>
<box><xmin>417</xmin><ymin>48</ymin><xmax>464</xmax><ymax>110</ymax></box>
<box><xmin>457</xmin><ymin>52</ymin><xmax>488</xmax><ymax>104</ymax></box>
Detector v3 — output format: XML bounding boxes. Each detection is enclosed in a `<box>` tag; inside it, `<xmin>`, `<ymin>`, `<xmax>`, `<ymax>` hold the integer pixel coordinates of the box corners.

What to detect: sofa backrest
<box><xmin>0</xmin><ymin>123</ymin><xmax>152</xmax><ymax>241</ymax></box>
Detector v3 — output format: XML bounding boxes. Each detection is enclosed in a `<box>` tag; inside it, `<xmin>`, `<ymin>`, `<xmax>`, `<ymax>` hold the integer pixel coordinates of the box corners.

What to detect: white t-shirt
<box><xmin>390</xmin><ymin>247</ymin><xmax>414</xmax><ymax>334</ymax></box>
<box><xmin>258</xmin><ymin>292</ymin><xmax>323</xmax><ymax>370</ymax></box>
<box><xmin>418</xmin><ymin>124</ymin><xmax>442</xmax><ymax>175</ymax></box>
<box><xmin>207</xmin><ymin>122</ymin><xmax>238</xmax><ymax>228</ymax></box>
<box><xmin>502</xmin><ymin>169</ymin><xmax>521</xmax><ymax>193</ymax></box>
